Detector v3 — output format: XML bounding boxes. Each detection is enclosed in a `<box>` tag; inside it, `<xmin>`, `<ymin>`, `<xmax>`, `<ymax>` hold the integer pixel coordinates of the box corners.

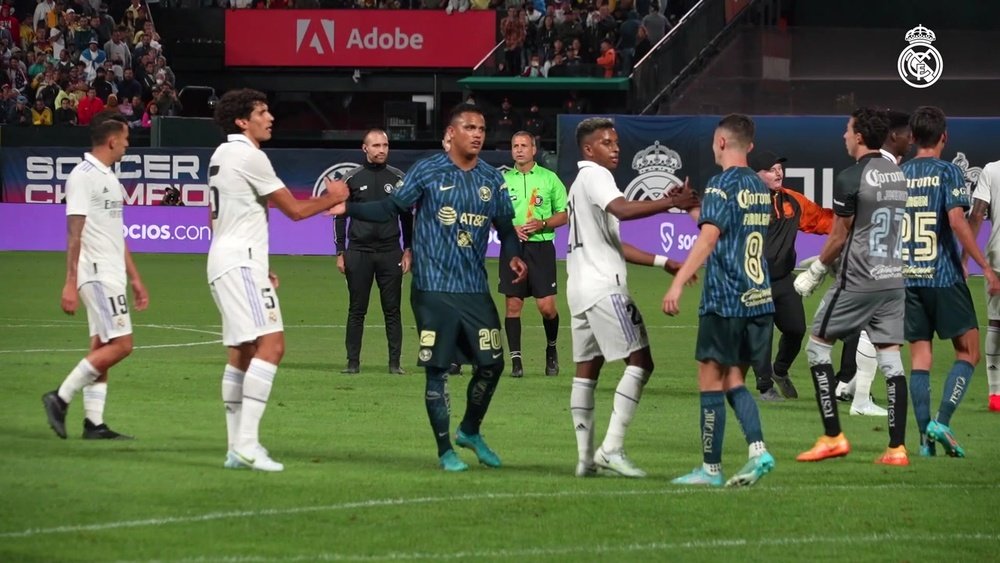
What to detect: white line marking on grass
<box><xmin>3</xmin><ymin>483</ymin><xmax>997</xmax><ymax>540</ymax></box>
<box><xmin>139</xmin><ymin>532</ymin><xmax>1000</xmax><ymax>562</ymax></box>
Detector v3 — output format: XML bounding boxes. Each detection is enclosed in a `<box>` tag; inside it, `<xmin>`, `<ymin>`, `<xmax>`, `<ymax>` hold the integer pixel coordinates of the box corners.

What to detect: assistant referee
<box><xmin>499</xmin><ymin>132</ymin><xmax>568</xmax><ymax>378</ymax></box>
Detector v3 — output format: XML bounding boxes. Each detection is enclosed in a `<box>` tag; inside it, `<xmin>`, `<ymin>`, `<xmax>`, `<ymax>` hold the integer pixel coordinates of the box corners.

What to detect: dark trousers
<box><xmin>344</xmin><ymin>248</ymin><xmax>403</xmax><ymax>365</ymax></box>
<box><xmin>752</xmin><ymin>274</ymin><xmax>806</xmax><ymax>392</ymax></box>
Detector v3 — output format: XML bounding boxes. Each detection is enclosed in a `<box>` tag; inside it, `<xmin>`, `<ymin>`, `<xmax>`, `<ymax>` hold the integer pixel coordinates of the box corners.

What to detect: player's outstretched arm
<box><xmin>269</xmin><ymin>179</ymin><xmax>350</xmax><ymax>221</ymax></box>
<box><xmin>621</xmin><ymin>242</ymin><xmax>696</xmax><ymax>283</ymax></box>
<box><xmin>605</xmin><ymin>183</ymin><xmax>699</xmax><ymax>222</ymax></box>
<box><xmin>61</xmin><ymin>215</ymin><xmax>85</xmax><ymax>315</ymax></box>
<box><xmin>123</xmin><ymin>245</ymin><xmax>149</xmax><ymax>311</ymax></box>
<box><xmin>949</xmin><ymin>206</ymin><xmax>1000</xmax><ymax>294</ymax></box>
<box><xmin>662</xmin><ymin>224</ymin><xmax>719</xmax><ymax>315</ymax></box>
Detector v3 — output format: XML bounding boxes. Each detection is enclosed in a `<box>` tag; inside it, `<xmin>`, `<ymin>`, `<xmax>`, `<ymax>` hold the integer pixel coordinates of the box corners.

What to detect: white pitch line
<box><xmin>135</xmin><ymin>532</ymin><xmax>1000</xmax><ymax>562</ymax></box>
<box><xmin>3</xmin><ymin>483</ymin><xmax>996</xmax><ymax>540</ymax></box>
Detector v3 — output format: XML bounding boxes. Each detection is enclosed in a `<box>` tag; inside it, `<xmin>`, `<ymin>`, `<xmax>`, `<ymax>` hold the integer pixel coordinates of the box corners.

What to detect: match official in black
<box><xmin>334</xmin><ymin>128</ymin><xmax>413</xmax><ymax>374</ymax></box>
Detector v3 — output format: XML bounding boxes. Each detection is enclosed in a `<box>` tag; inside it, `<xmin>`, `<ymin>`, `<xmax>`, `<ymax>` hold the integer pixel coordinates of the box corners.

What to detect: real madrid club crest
<box><xmin>952</xmin><ymin>152</ymin><xmax>982</xmax><ymax>193</ymax></box>
<box><xmin>897</xmin><ymin>25</ymin><xmax>943</xmax><ymax>89</ymax></box>
<box><xmin>624</xmin><ymin>141</ymin><xmax>685</xmax><ymax>213</ymax></box>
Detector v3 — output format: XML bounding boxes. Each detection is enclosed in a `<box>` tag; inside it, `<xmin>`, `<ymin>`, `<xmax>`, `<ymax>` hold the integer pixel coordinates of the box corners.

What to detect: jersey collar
<box><xmin>228</xmin><ymin>134</ymin><xmax>256</xmax><ymax>147</ymax></box>
<box><xmin>577</xmin><ymin>160</ymin><xmax>602</xmax><ymax>170</ymax></box>
<box><xmin>83</xmin><ymin>152</ymin><xmax>114</xmax><ymax>175</ymax></box>
<box><xmin>879</xmin><ymin>148</ymin><xmax>897</xmax><ymax>163</ymax></box>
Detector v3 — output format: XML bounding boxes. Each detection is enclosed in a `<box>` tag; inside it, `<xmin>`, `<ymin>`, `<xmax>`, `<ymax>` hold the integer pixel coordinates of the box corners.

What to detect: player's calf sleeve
<box><xmin>571</xmin><ymin>377</ymin><xmax>597</xmax><ymax>462</ymax></box>
<box><xmin>58</xmin><ymin>358</ymin><xmax>100</xmax><ymax>404</ymax></box>
<box><xmin>987</xmin><ymin>326</ymin><xmax>1000</xmax><ymax>395</ymax></box>
<box><xmin>877</xmin><ymin>349</ymin><xmax>907</xmax><ymax>448</ymax></box>
<box><xmin>937</xmin><ymin>360</ymin><xmax>974</xmax><ymax>426</ymax></box>
<box><xmin>725</xmin><ymin>385</ymin><xmax>764</xmax><ymax>445</ymax></box>
<box><xmin>504</xmin><ymin>317</ymin><xmax>522</xmax><ymax>358</ymax></box>
<box><xmin>424</xmin><ymin>367</ymin><xmax>453</xmax><ymax>456</ymax></box>
<box><xmin>222</xmin><ymin>365</ymin><xmax>245</xmax><ymax>451</ymax></box>
<box><xmin>910</xmin><ymin>369</ymin><xmax>931</xmax><ymax>443</ymax></box>
<box><xmin>806</xmin><ymin>338</ymin><xmax>841</xmax><ymax>437</ymax></box>
<box><xmin>700</xmin><ymin>391</ymin><xmax>726</xmax><ymax>468</ymax></box>
<box><xmin>459</xmin><ymin>363</ymin><xmax>502</xmax><ymax>436</ymax></box>
<box><xmin>82</xmin><ymin>382</ymin><xmax>107</xmax><ymax>426</ymax></box>
<box><xmin>543</xmin><ymin>315</ymin><xmax>559</xmax><ymax>347</ymax></box>
<box><xmin>852</xmin><ymin>331</ymin><xmax>878</xmax><ymax>402</ymax></box>
<box><xmin>237</xmin><ymin>359</ymin><xmax>277</xmax><ymax>452</ymax></box>
<box><xmin>601</xmin><ymin>366</ymin><xmax>648</xmax><ymax>453</ymax></box>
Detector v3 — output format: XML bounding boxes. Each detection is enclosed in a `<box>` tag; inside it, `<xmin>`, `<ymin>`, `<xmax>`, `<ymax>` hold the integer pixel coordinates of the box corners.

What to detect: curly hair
<box><xmin>214</xmin><ymin>88</ymin><xmax>268</xmax><ymax>135</ymax></box>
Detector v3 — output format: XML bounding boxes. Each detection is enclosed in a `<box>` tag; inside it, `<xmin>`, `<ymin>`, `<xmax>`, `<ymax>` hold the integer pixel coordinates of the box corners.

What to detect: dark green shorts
<box><xmin>696</xmin><ymin>314</ymin><xmax>774</xmax><ymax>366</ymax></box>
<box><xmin>411</xmin><ymin>289</ymin><xmax>503</xmax><ymax>368</ymax></box>
<box><xmin>905</xmin><ymin>283</ymin><xmax>978</xmax><ymax>341</ymax></box>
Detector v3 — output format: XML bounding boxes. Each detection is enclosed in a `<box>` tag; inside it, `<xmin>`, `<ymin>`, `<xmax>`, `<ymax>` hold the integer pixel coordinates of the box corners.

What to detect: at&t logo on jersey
<box><xmin>624</xmin><ymin>141</ymin><xmax>685</xmax><ymax>213</ymax></box>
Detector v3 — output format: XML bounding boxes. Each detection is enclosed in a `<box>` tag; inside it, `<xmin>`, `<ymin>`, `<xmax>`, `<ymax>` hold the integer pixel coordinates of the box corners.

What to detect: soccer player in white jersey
<box><xmin>968</xmin><ymin>158</ymin><xmax>1000</xmax><ymax>412</ymax></box>
<box><xmin>208</xmin><ymin>89</ymin><xmax>349</xmax><ymax>471</ymax></box>
<box><xmin>42</xmin><ymin>113</ymin><xmax>148</xmax><ymax>441</ymax></box>
<box><xmin>567</xmin><ymin>117</ymin><xmax>697</xmax><ymax>477</ymax></box>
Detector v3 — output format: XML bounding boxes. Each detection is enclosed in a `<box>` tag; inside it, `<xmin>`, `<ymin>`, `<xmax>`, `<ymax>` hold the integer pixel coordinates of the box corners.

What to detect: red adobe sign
<box><xmin>225</xmin><ymin>10</ymin><xmax>497</xmax><ymax>68</ymax></box>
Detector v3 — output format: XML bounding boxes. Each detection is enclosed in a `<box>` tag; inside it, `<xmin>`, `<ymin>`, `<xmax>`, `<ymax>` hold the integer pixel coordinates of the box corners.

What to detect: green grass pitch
<box><xmin>1</xmin><ymin>251</ymin><xmax>998</xmax><ymax>562</ymax></box>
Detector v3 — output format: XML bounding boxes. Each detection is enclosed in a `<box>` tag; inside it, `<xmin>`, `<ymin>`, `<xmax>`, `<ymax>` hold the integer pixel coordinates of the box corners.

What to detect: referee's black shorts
<box><xmin>498</xmin><ymin>241</ymin><xmax>558</xmax><ymax>299</ymax></box>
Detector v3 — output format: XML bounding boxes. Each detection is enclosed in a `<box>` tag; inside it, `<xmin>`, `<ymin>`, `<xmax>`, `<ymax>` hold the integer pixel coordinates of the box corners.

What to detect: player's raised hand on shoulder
<box><xmin>61</xmin><ymin>282</ymin><xmax>78</xmax><ymax>315</ymax></box>
<box><xmin>323</xmin><ymin>178</ymin><xmax>350</xmax><ymax>204</ymax></box>
<box><xmin>131</xmin><ymin>278</ymin><xmax>149</xmax><ymax>311</ymax></box>
<box><xmin>510</xmin><ymin>256</ymin><xmax>528</xmax><ymax>284</ymax></box>
<box><xmin>662</xmin><ymin>284</ymin><xmax>683</xmax><ymax>316</ymax></box>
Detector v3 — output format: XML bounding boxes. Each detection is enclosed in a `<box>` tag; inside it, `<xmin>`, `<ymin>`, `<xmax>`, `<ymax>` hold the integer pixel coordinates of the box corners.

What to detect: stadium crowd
<box><xmin>0</xmin><ymin>0</ymin><xmax>178</xmax><ymax>126</ymax></box>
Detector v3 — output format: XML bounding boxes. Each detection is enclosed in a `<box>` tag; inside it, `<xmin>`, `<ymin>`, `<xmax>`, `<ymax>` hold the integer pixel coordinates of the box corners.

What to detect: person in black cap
<box><xmin>748</xmin><ymin>150</ymin><xmax>834</xmax><ymax>401</ymax></box>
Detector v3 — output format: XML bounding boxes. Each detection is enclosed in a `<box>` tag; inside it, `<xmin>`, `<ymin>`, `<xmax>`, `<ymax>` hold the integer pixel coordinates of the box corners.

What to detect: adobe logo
<box><xmin>296</xmin><ymin>19</ymin><xmax>335</xmax><ymax>54</ymax></box>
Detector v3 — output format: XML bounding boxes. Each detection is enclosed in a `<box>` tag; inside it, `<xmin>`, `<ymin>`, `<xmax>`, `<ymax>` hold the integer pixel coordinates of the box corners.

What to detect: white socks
<box><xmin>987</xmin><ymin>326</ymin><xmax>1000</xmax><ymax>395</ymax></box>
<box><xmin>222</xmin><ymin>364</ymin><xmax>245</xmax><ymax>451</ymax></box>
<box><xmin>853</xmin><ymin>330</ymin><xmax>878</xmax><ymax>404</ymax></box>
<box><xmin>570</xmin><ymin>377</ymin><xmax>596</xmax><ymax>463</ymax></box>
<box><xmin>82</xmin><ymin>382</ymin><xmax>107</xmax><ymax>425</ymax></box>
<box><xmin>601</xmin><ymin>366</ymin><xmax>649</xmax><ymax>454</ymax></box>
<box><xmin>237</xmin><ymin>359</ymin><xmax>277</xmax><ymax>453</ymax></box>
<box><xmin>58</xmin><ymin>359</ymin><xmax>100</xmax><ymax>404</ymax></box>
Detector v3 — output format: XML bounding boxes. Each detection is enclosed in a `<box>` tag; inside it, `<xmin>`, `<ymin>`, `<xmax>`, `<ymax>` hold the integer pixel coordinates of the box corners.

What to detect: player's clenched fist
<box><xmin>793</xmin><ymin>260</ymin><xmax>828</xmax><ymax>297</ymax></box>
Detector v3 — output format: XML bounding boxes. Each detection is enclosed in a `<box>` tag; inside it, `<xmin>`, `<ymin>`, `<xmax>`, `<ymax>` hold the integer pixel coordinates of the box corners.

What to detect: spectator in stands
<box><xmin>155</xmin><ymin>83</ymin><xmax>181</xmax><ymax>116</ymax></box>
<box><xmin>96</xmin><ymin>4</ymin><xmax>114</xmax><ymax>42</ymax></box>
<box><xmin>139</xmin><ymin>99</ymin><xmax>155</xmax><ymax>127</ymax></box>
<box><xmin>92</xmin><ymin>66</ymin><xmax>112</xmax><ymax>101</ymax></box>
<box><xmin>31</xmin><ymin>96</ymin><xmax>52</xmax><ymax>124</ymax></box>
<box><xmin>0</xmin><ymin>5</ymin><xmax>20</xmax><ymax>48</ymax></box>
<box><xmin>524</xmin><ymin>103</ymin><xmax>545</xmax><ymax>138</ymax></box>
<box><xmin>125</xmin><ymin>0</ymin><xmax>146</xmax><ymax>27</ymax></box>
<box><xmin>140</xmin><ymin>59</ymin><xmax>155</xmax><ymax>98</ymax></box>
<box><xmin>617</xmin><ymin>9</ymin><xmax>639</xmax><ymax>73</ymax></box>
<box><xmin>104</xmin><ymin>27</ymin><xmax>130</xmax><ymax>70</ymax></box>
<box><xmin>8</xmin><ymin>94</ymin><xmax>31</xmax><ymax>125</ymax></box>
<box><xmin>34</xmin><ymin>0</ymin><xmax>56</xmax><ymax>35</ymax></box>
<box><xmin>557</xmin><ymin>9</ymin><xmax>583</xmax><ymax>45</ymax></box>
<box><xmin>104</xmin><ymin>57</ymin><xmax>123</xmax><ymax>80</ymax></box>
<box><xmin>502</xmin><ymin>7</ymin><xmax>526</xmax><ymax>76</ymax></box>
<box><xmin>0</xmin><ymin>83</ymin><xmax>14</xmax><ymax>121</ymax></box>
<box><xmin>632</xmin><ymin>23</ymin><xmax>651</xmax><ymax>71</ymax></box>
<box><xmin>641</xmin><ymin>1</ymin><xmax>668</xmax><ymax>45</ymax></box>
<box><xmin>596</xmin><ymin>38</ymin><xmax>616</xmax><ymax>77</ymax></box>
<box><xmin>445</xmin><ymin>0</ymin><xmax>468</xmax><ymax>12</ymax></box>
<box><xmin>81</xmin><ymin>38</ymin><xmax>106</xmax><ymax>81</ymax></box>
<box><xmin>492</xmin><ymin>97</ymin><xmax>520</xmax><ymax>148</ymax></box>
<box><xmin>544</xmin><ymin>52</ymin><xmax>566</xmax><ymax>76</ymax></box>
<box><xmin>54</xmin><ymin>96</ymin><xmax>76</xmax><ymax>124</ymax></box>
<box><xmin>36</xmin><ymin>70</ymin><xmax>60</xmax><ymax>107</ymax></box>
<box><xmin>18</xmin><ymin>19</ymin><xmax>35</xmax><ymax>51</ymax></box>
<box><xmin>117</xmin><ymin>65</ymin><xmax>141</xmax><ymax>101</ymax></box>
<box><xmin>133</xmin><ymin>19</ymin><xmax>159</xmax><ymax>45</ymax></box>
<box><xmin>101</xmin><ymin>92</ymin><xmax>118</xmax><ymax>114</ymax></box>
<box><xmin>131</xmin><ymin>33</ymin><xmax>152</xmax><ymax>71</ymax></box>
<box><xmin>537</xmin><ymin>15</ymin><xmax>557</xmax><ymax>60</ymax></box>
<box><xmin>117</xmin><ymin>93</ymin><xmax>133</xmax><ymax>118</ymax></box>
<box><xmin>521</xmin><ymin>53</ymin><xmax>544</xmax><ymax>77</ymax></box>
<box><xmin>5</xmin><ymin>55</ymin><xmax>26</xmax><ymax>91</ymax></box>
<box><xmin>154</xmin><ymin>55</ymin><xmax>173</xmax><ymax>86</ymax></box>
<box><xmin>54</xmin><ymin>79</ymin><xmax>72</xmax><ymax>107</ymax></box>
<box><xmin>25</xmin><ymin>51</ymin><xmax>42</xmax><ymax>78</ymax></box>
<box><xmin>76</xmin><ymin>86</ymin><xmax>103</xmax><ymax>124</ymax></box>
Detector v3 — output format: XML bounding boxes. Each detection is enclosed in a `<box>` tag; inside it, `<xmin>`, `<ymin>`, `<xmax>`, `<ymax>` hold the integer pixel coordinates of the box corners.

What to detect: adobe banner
<box><xmin>224</xmin><ymin>10</ymin><xmax>496</xmax><ymax>68</ymax></box>
<box><xmin>1</xmin><ymin>148</ymin><xmax>514</xmax><ymax>205</ymax></box>
<box><xmin>557</xmin><ymin>115</ymin><xmax>1000</xmax><ymax>208</ymax></box>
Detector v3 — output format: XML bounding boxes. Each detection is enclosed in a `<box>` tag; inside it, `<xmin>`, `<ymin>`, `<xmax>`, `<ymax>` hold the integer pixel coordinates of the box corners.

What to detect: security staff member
<box><xmin>749</xmin><ymin>150</ymin><xmax>833</xmax><ymax>400</ymax></box>
<box><xmin>335</xmin><ymin>128</ymin><xmax>413</xmax><ymax>374</ymax></box>
<box><xmin>500</xmin><ymin>131</ymin><xmax>568</xmax><ymax>378</ymax></box>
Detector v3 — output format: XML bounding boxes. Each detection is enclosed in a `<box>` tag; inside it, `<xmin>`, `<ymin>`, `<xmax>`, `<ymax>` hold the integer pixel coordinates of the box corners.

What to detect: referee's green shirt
<box><xmin>502</xmin><ymin>163</ymin><xmax>568</xmax><ymax>242</ymax></box>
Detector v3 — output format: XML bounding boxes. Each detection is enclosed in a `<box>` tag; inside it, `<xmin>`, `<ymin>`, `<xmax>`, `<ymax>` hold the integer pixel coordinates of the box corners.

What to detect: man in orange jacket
<box><xmin>749</xmin><ymin>151</ymin><xmax>833</xmax><ymax>401</ymax></box>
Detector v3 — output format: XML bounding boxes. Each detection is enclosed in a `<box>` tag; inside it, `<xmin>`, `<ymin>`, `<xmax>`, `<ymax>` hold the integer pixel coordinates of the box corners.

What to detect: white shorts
<box><xmin>571</xmin><ymin>294</ymin><xmax>650</xmax><ymax>362</ymax></box>
<box><xmin>79</xmin><ymin>281</ymin><xmax>133</xmax><ymax>343</ymax></box>
<box><xmin>210</xmin><ymin>267</ymin><xmax>283</xmax><ymax>347</ymax></box>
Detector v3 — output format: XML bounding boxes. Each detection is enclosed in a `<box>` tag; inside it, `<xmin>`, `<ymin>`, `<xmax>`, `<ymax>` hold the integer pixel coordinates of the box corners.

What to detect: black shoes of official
<box><xmin>510</xmin><ymin>357</ymin><xmax>524</xmax><ymax>378</ymax></box>
<box><xmin>545</xmin><ymin>346</ymin><xmax>559</xmax><ymax>377</ymax></box>
<box><xmin>447</xmin><ymin>363</ymin><xmax>463</xmax><ymax>376</ymax></box>
<box><xmin>389</xmin><ymin>364</ymin><xmax>406</xmax><ymax>375</ymax></box>
<box><xmin>83</xmin><ymin>418</ymin><xmax>133</xmax><ymax>440</ymax></box>
<box><xmin>341</xmin><ymin>362</ymin><xmax>360</xmax><ymax>375</ymax></box>
<box><xmin>771</xmin><ymin>374</ymin><xmax>799</xmax><ymax>399</ymax></box>
<box><xmin>42</xmin><ymin>391</ymin><xmax>68</xmax><ymax>439</ymax></box>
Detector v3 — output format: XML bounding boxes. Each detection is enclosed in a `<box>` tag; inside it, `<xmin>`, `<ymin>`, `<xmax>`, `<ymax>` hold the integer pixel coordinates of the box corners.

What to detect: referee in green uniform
<box><xmin>500</xmin><ymin>132</ymin><xmax>568</xmax><ymax>378</ymax></box>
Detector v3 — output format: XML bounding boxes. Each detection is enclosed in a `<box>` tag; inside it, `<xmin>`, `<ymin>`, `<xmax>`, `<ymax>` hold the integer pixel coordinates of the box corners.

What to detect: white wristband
<box><xmin>653</xmin><ymin>255</ymin><xmax>668</xmax><ymax>268</ymax></box>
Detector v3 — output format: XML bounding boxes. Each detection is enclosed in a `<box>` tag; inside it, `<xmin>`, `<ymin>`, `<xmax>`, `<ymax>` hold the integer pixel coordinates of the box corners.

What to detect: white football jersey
<box><xmin>972</xmin><ymin>160</ymin><xmax>1000</xmax><ymax>270</ymax></box>
<box><xmin>207</xmin><ymin>134</ymin><xmax>285</xmax><ymax>282</ymax></box>
<box><xmin>565</xmin><ymin>160</ymin><xmax>630</xmax><ymax>315</ymax></box>
<box><xmin>64</xmin><ymin>153</ymin><xmax>126</xmax><ymax>287</ymax></box>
